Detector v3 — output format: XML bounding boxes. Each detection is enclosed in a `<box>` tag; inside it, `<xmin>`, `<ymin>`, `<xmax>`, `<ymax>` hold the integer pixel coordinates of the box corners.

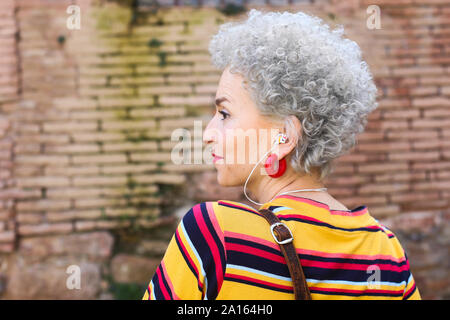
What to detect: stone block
<box><xmin>111</xmin><ymin>254</ymin><xmax>160</xmax><ymax>284</ymax></box>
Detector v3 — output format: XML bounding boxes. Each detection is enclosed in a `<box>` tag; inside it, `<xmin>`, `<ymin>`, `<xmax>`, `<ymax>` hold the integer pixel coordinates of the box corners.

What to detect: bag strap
<box><xmin>258</xmin><ymin>208</ymin><xmax>312</xmax><ymax>300</ymax></box>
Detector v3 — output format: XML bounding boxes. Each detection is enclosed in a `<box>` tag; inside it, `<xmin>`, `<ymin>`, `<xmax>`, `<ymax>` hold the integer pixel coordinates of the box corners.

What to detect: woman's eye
<box><xmin>218</xmin><ymin>110</ymin><xmax>230</xmax><ymax>120</ymax></box>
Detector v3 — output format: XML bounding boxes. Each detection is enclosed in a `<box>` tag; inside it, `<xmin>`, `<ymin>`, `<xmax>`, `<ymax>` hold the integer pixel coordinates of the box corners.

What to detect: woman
<box><xmin>142</xmin><ymin>9</ymin><xmax>420</xmax><ymax>300</ymax></box>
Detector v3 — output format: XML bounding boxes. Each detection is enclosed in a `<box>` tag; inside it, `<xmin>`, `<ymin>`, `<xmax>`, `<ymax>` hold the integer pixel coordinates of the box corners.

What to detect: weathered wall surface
<box><xmin>0</xmin><ymin>0</ymin><xmax>448</xmax><ymax>299</ymax></box>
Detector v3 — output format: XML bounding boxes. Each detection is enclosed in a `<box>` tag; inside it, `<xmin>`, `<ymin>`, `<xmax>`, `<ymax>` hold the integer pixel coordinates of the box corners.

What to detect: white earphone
<box><xmin>276</xmin><ymin>133</ymin><xmax>288</xmax><ymax>145</ymax></box>
<box><xmin>242</xmin><ymin>132</ymin><xmax>328</xmax><ymax>208</ymax></box>
<box><xmin>243</xmin><ymin>133</ymin><xmax>288</xmax><ymax>206</ymax></box>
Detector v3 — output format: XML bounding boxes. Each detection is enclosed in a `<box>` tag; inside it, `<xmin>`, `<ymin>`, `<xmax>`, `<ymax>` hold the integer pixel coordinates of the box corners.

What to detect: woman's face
<box><xmin>203</xmin><ymin>66</ymin><xmax>280</xmax><ymax>187</ymax></box>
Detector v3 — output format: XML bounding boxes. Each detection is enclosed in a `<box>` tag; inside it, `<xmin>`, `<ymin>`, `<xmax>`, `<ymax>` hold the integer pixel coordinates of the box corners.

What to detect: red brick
<box><xmin>377</xmin><ymin>98</ymin><xmax>411</xmax><ymax>109</ymax></box>
<box><xmin>388</xmin><ymin>151</ymin><xmax>440</xmax><ymax>161</ymax></box>
<box><xmin>74</xmin><ymin>221</ymin><xmax>96</xmax><ymax>232</ymax></box>
<box><xmin>392</xmin><ymin>66</ymin><xmax>444</xmax><ymax>77</ymax></box>
<box><xmin>357</xmin><ymin>162</ymin><xmax>408</xmax><ymax>174</ymax></box>
<box><xmin>420</xmin><ymin>76</ymin><xmax>450</xmax><ymax>86</ymax></box>
<box><xmin>72</xmin><ymin>154</ymin><xmax>127</xmax><ymax>165</ymax></box>
<box><xmin>412</xmin><ymin>118</ymin><xmax>450</xmax><ymax>129</ymax></box>
<box><xmin>359</xmin><ymin>183</ymin><xmax>410</xmax><ymax>195</ymax></box>
<box><xmin>358</xmin><ymin>131</ymin><xmax>385</xmax><ymax>141</ymax></box>
<box><xmin>330</xmin><ymin>164</ymin><xmax>355</xmax><ymax>175</ymax></box>
<box><xmin>442</xmin><ymin>86</ymin><xmax>450</xmax><ymax>96</ymax></box>
<box><xmin>43</xmin><ymin>121</ymin><xmax>97</xmax><ymax>133</ymax></box>
<box><xmin>16</xmin><ymin>199</ymin><xmax>71</xmax><ymax>212</ymax></box>
<box><xmin>423</xmin><ymin>108</ymin><xmax>450</xmax><ymax>118</ymax></box>
<box><xmin>412</xmin><ymin>180</ymin><xmax>450</xmax><ymax>191</ymax></box>
<box><xmin>15</xmin><ymin>155</ymin><xmax>69</xmax><ymax>165</ymax></box>
<box><xmin>382</xmin><ymin>109</ymin><xmax>420</xmax><ymax>119</ymax></box>
<box><xmin>356</xmin><ymin>141</ymin><xmax>410</xmax><ymax>152</ymax></box>
<box><xmin>413</xmin><ymin>139</ymin><xmax>450</xmax><ymax>150</ymax></box>
<box><xmin>390</xmin><ymin>191</ymin><xmax>440</xmax><ymax>203</ymax></box>
<box><xmin>374</xmin><ymin>171</ymin><xmax>427</xmax><ymax>183</ymax></box>
<box><xmin>72</xmin><ymin>175</ymin><xmax>127</xmax><ymax>187</ymax></box>
<box><xmin>16</xmin><ymin>176</ymin><xmax>70</xmax><ymax>188</ymax></box>
<box><xmin>0</xmin><ymin>230</ymin><xmax>15</xmax><ymax>243</ymax></box>
<box><xmin>45</xmin><ymin>144</ymin><xmax>100</xmax><ymax>154</ymax></box>
<box><xmin>380</xmin><ymin>120</ymin><xmax>409</xmax><ymax>130</ymax></box>
<box><xmin>326</xmin><ymin>175</ymin><xmax>371</xmax><ymax>186</ymax></box>
<box><xmin>386</xmin><ymin>129</ymin><xmax>439</xmax><ymax>140</ymax></box>
<box><xmin>429</xmin><ymin>170</ymin><xmax>450</xmax><ymax>180</ymax></box>
<box><xmin>360</xmin><ymin>0</ymin><xmax>413</xmax><ymax>5</ymax></box>
<box><xmin>18</xmin><ymin>223</ymin><xmax>73</xmax><ymax>236</ymax></box>
<box><xmin>16</xmin><ymin>213</ymin><xmax>45</xmax><ymax>224</ymax></box>
<box><xmin>95</xmin><ymin>220</ymin><xmax>131</xmax><ymax>230</ymax></box>
<box><xmin>0</xmin><ymin>243</ymin><xmax>14</xmax><ymax>253</ymax></box>
<box><xmin>412</xmin><ymin>161</ymin><xmax>450</xmax><ymax>171</ymax></box>
<box><xmin>412</xmin><ymin>97</ymin><xmax>450</xmax><ymax>108</ymax></box>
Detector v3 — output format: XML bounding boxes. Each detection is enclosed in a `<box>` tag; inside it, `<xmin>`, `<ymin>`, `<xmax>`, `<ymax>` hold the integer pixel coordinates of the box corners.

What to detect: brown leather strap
<box><xmin>258</xmin><ymin>208</ymin><xmax>311</xmax><ymax>300</ymax></box>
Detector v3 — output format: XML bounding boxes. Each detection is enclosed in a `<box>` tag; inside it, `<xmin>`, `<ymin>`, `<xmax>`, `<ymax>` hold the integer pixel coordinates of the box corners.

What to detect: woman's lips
<box><xmin>212</xmin><ymin>153</ymin><xmax>224</xmax><ymax>163</ymax></box>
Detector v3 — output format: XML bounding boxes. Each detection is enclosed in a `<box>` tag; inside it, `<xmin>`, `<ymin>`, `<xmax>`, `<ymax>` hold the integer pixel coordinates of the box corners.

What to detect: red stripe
<box><xmin>218</xmin><ymin>201</ymin><xmax>259</xmax><ymax>214</ymax></box>
<box><xmin>310</xmin><ymin>286</ymin><xmax>404</xmax><ymax>296</ymax></box>
<box><xmin>160</xmin><ymin>262</ymin><xmax>179</xmax><ymax>300</ymax></box>
<box><xmin>297</xmin><ymin>247</ymin><xmax>407</xmax><ymax>264</ymax></box>
<box><xmin>225</xmin><ymin>231</ymin><xmax>406</xmax><ymax>264</ymax></box>
<box><xmin>193</xmin><ymin>204</ymin><xmax>224</xmax><ymax>288</ymax></box>
<box><xmin>226</xmin><ymin>273</ymin><xmax>293</xmax><ymax>292</ymax></box>
<box><xmin>278</xmin><ymin>213</ymin><xmax>329</xmax><ymax>225</ymax></box>
<box><xmin>276</xmin><ymin>195</ymin><xmax>329</xmax><ymax>210</ymax></box>
<box><xmin>278</xmin><ymin>213</ymin><xmax>388</xmax><ymax>233</ymax></box>
<box><xmin>330</xmin><ymin>208</ymin><xmax>367</xmax><ymax>216</ymax></box>
<box><xmin>156</xmin><ymin>266</ymin><xmax>171</xmax><ymax>299</ymax></box>
<box><xmin>227</xmin><ymin>242</ymin><xmax>286</xmax><ymax>264</ymax></box>
<box><xmin>276</xmin><ymin>195</ymin><xmax>368</xmax><ymax>217</ymax></box>
<box><xmin>300</xmin><ymin>259</ymin><xmax>409</xmax><ymax>272</ymax></box>
<box><xmin>404</xmin><ymin>283</ymin><xmax>416</xmax><ymax>299</ymax></box>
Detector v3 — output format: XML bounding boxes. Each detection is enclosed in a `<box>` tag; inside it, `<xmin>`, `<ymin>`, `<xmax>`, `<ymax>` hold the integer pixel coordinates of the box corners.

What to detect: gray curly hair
<box><xmin>208</xmin><ymin>9</ymin><xmax>378</xmax><ymax>181</ymax></box>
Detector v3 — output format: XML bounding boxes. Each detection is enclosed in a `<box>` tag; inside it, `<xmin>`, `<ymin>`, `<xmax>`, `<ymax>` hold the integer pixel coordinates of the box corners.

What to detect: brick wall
<box><xmin>0</xmin><ymin>0</ymin><xmax>18</xmax><ymax>255</ymax></box>
<box><xmin>0</xmin><ymin>0</ymin><xmax>448</xmax><ymax>299</ymax></box>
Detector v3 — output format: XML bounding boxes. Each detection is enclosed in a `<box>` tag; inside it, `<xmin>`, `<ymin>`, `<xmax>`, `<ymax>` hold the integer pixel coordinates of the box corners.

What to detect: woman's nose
<box><xmin>203</xmin><ymin>117</ymin><xmax>217</xmax><ymax>145</ymax></box>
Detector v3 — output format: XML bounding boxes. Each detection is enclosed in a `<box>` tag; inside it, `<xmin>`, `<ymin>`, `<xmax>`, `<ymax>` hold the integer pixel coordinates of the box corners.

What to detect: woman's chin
<box><xmin>216</xmin><ymin>169</ymin><xmax>240</xmax><ymax>187</ymax></box>
<box><xmin>216</xmin><ymin>172</ymin><xmax>230</xmax><ymax>186</ymax></box>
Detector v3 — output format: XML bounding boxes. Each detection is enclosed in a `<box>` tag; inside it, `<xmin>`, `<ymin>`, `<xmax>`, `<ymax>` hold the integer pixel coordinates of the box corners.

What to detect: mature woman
<box><xmin>142</xmin><ymin>9</ymin><xmax>420</xmax><ymax>300</ymax></box>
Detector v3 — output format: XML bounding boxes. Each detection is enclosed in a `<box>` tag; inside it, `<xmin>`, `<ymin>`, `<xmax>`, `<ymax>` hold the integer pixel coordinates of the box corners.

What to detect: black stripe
<box><xmin>218</xmin><ymin>201</ymin><xmax>260</xmax><ymax>216</ymax></box>
<box><xmin>199</xmin><ymin>202</ymin><xmax>226</xmax><ymax>299</ymax></box>
<box><xmin>157</xmin><ymin>265</ymin><xmax>173</xmax><ymax>299</ymax></box>
<box><xmin>310</xmin><ymin>288</ymin><xmax>403</xmax><ymax>297</ymax></box>
<box><xmin>278</xmin><ymin>215</ymin><xmax>389</xmax><ymax>234</ymax></box>
<box><xmin>225</xmin><ymin>236</ymin><xmax>283</xmax><ymax>257</ymax></box>
<box><xmin>224</xmin><ymin>276</ymin><xmax>293</xmax><ymax>294</ymax></box>
<box><xmin>174</xmin><ymin>229</ymin><xmax>203</xmax><ymax>292</ymax></box>
<box><xmin>226</xmin><ymin>236</ymin><xmax>407</xmax><ymax>267</ymax></box>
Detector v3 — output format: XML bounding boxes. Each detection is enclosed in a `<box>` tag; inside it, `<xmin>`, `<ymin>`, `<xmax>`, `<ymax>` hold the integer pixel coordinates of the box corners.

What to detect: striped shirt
<box><xmin>142</xmin><ymin>195</ymin><xmax>420</xmax><ymax>300</ymax></box>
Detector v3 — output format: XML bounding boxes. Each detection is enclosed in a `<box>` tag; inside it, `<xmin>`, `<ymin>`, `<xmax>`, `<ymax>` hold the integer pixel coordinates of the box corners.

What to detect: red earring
<box><xmin>264</xmin><ymin>153</ymin><xmax>287</xmax><ymax>178</ymax></box>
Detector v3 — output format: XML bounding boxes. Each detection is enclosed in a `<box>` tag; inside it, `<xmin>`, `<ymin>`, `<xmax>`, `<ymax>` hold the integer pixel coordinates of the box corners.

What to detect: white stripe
<box><xmin>272</xmin><ymin>206</ymin><xmax>293</xmax><ymax>213</ymax></box>
<box><xmin>150</xmin><ymin>279</ymin><xmax>156</xmax><ymax>299</ymax></box>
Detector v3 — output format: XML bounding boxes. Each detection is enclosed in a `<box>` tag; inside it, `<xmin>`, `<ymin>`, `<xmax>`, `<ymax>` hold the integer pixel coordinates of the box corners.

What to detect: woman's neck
<box><xmin>248</xmin><ymin>166</ymin><xmax>327</xmax><ymax>205</ymax></box>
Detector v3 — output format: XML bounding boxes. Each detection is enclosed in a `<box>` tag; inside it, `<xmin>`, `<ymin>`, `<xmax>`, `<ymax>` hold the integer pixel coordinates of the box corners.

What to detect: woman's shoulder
<box><xmin>182</xmin><ymin>200</ymin><xmax>260</xmax><ymax>217</ymax></box>
<box><xmin>179</xmin><ymin>200</ymin><xmax>262</xmax><ymax>233</ymax></box>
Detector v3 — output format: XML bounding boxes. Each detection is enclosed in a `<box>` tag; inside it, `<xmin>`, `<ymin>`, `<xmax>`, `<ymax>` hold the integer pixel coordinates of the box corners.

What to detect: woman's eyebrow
<box><xmin>215</xmin><ymin>97</ymin><xmax>230</xmax><ymax>106</ymax></box>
